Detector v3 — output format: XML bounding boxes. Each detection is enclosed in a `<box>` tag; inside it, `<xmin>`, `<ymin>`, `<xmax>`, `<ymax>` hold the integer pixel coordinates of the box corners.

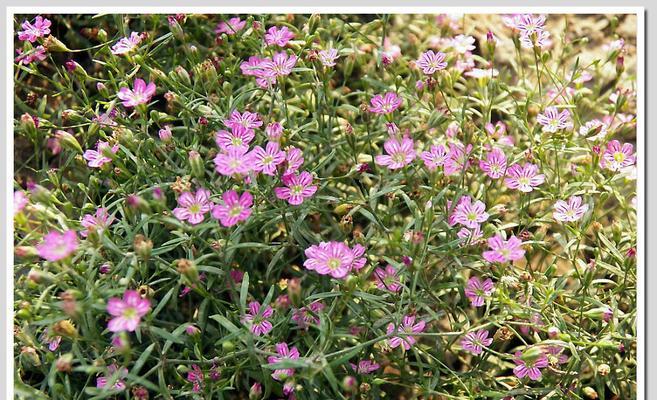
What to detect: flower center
<box><xmin>614</xmin><ymin>152</ymin><xmax>626</xmax><ymax>163</ymax></box>
<box><xmin>327</xmin><ymin>258</ymin><xmax>342</xmax><ymax>270</ymax></box>
<box><xmin>263</xmin><ymin>155</ymin><xmax>274</xmax><ymax>165</ymax></box>
<box><xmin>392</xmin><ymin>153</ymin><xmax>405</xmax><ymax>163</ymax></box>
<box><xmin>189</xmin><ymin>204</ymin><xmax>201</xmax><ymax>214</ymax></box>
<box><xmin>123</xmin><ymin>307</ymin><xmax>137</xmax><ymax>319</ymax></box>
<box><xmin>291</xmin><ymin>185</ymin><xmax>304</xmax><ymax>195</ymax></box>
<box><xmin>229</xmin><ymin>205</ymin><xmax>243</xmax><ymax>217</ymax></box>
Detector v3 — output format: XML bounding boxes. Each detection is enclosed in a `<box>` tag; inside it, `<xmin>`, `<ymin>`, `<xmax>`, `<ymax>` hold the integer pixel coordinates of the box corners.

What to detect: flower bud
<box><xmin>54</xmin><ymin>130</ymin><xmax>83</xmax><ymax>154</ymax></box>
<box><xmin>65</xmin><ymin>60</ymin><xmax>88</xmax><ymax>80</ymax></box>
<box><xmin>222</xmin><ymin>340</ymin><xmax>235</xmax><ymax>353</ymax></box>
<box><xmin>582</xmin><ymin>387</ymin><xmax>598</xmax><ymax>399</ymax></box>
<box><xmin>44</xmin><ymin>35</ymin><xmax>71</xmax><ymax>52</ymax></box>
<box><xmin>168</xmin><ymin>19</ymin><xmax>185</xmax><ymax>41</ymax></box>
<box><xmin>20</xmin><ymin>346</ymin><xmax>41</xmax><ymax>367</ymax></box>
<box><xmin>189</xmin><ymin>150</ymin><xmax>205</xmax><ymax>178</ymax></box>
<box><xmin>597</xmin><ymin>363</ymin><xmax>610</xmax><ymax>376</ymax></box>
<box><xmin>249</xmin><ymin>382</ymin><xmax>262</xmax><ymax>400</ymax></box>
<box><xmin>342</xmin><ymin>376</ymin><xmax>357</xmax><ymax>392</ymax></box>
<box><xmin>176</xmin><ymin>258</ymin><xmax>199</xmax><ymax>281</ymax></box>
<box><xmin>615</xmin><ymin>55</ymin><xmax>624</xmax><ymax>75</ymax></box>
<box><xmin>175</xmin><ymin>65</ymin><xmax>191</xmax><ymax>85</ymax></box>
<box><xmin>97</xmin><ymin>29</ymin><xmax>108</xmax><ymax>42</ymax></box>
<box><xmin>52</xmin><ymin>320</ymin><xmax>78</xmax><ymax>338</ymax></box>
<box><xmin>287</xmin><ymin>278</ymin><xmax>302</xmax><ymax>306</ymax></box>
<box><xmin>133</xmin><ymin>234</ymin><xmax>153</xmax><ymax>261</ymax></box>
<box><xmin>20</xmin><ymin>113</ymin><xmax>37</xmax><ymax>136</ymax></box>
<box><xmin>548</xmin><ymin>326</ymin><xmax>560</xmax><ymax>339</ymax></box>
<box><xmin>56</xmin><ymin>353</ymin><xmax>74</xmax><ymax>373</ymax></box>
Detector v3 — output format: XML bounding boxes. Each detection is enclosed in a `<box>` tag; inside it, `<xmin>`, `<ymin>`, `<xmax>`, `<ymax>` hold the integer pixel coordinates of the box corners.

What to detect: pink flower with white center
<box><xmin>485</xmin><ymin>121</ymin><xmax>507</xmax><ymax>138</ymax></box>
<box><xmin>83</xmin><ymin>141</ymin><xmax>119</xmax><ymax>168</ymax></box>
<box><xmin>520</xmin><ymin>27</ymin><xmax>551</xmax><ymax>49</ymax></box>
<box><xmin>420</xmin><ymin>144</ymin><xmax>448</xmax><ymax>171</ymax></box>
<box><xmin>350</xmin><ymin>244</ymin><xmax>367</xmax><ymax>271</ymax></box>
<box><xmin>265</xmin><ymin>26</ymin><xmax>295</xmax><ymax>47</ymax></box>
<box><xmin>451</xmin><ymin>35</ymin><xmax>475</xmax><ymax>53</ymax></box>
<box><xmin>262</xmin><ymin>51</ymin><xmax>298</xmax><ymax>78</ymax></box>
<box><xmin>215</xmin><ymin>127</ymin><xmax>255</xmax><ymax>151</ymax></box>
<box><xmin>242</xmin><ymin>301</ymin><xmax>274</xmax><ymax>336</ymax></box>
<box><xmin>117</xmin><ymin>78</ymin><xmax>156</xmax><ymax>108</ymax></box>
<box><xmin>513</xmin><ymin>350</ymin><xmax>549</xmax><ymax>381</ymax></box>
<box><xmin>368</xmin><ymin>92</ymin><xmax>402</xmax><ymax>114</ymax></box>
<box><xmin>445</xmin><ymin>122</ymin><xmax>460</xmax><ymax>139</ymax></box>
<box><xmin>213</xmin><ymin>146</ymin><xmax>254</xmax><ymax>176</ymax></box>
<box><xmin>215</xmin><ymin>17</ymin><xmax>246</xmax><ymax>35</ymax></box>
<box><xmin>291</xmin><ymin>301</ymin><xmax>324</xmax><ymax>329</ymax></box>
<box><xmin>18</xmin><ymin>16</ymin><xmax>51</xmax><ymax>42</ymax></box>
<box><xmin>266</xmin><ymin>122</ymin><xmax>284</xmax><ymax>141</ymax></box>
<box><xmin>37</xmin><ymin>230</ymin><xmax>78</xmax><ymax>262</ymax></box>
<box><xmin>240</xmin><ymin>56</ymin><xmax>267</xmax><ymax>76</ymax></box>
<box><xmin>318</xmin><ymin>48</ymin><xmax>339</xmax><ymax>67</ymax></box>
<box><xmin>373</xmin><ymin>264</ymin><xmax>402</xmax><ymax>292</ymax></box>
<box><xmin>386</xmin><ymin>315</ymin><xmax>426</xmax><ymax>351</ymax></box>
<box><xmin>14</xmin><ymin>191</ymin><xmax>28</xmax><ymax>215</ymax></box>
<box><xmin>457</xmin><ymin>225</ymin><xmax>483</xmax><ymax>246</ymax></box>
<box><xmin>106</xmin><ymin>290</ymin><xmax>151</xmax><ymax>332</ymax></box>
<box><xmin>274</xmin><ymin>171</ymin><xmax>317</xmax><ymax>206</ymax></box>
<box><xmin>225</xmin><ymin>110</ymin><xmax>263</xmax><ymax>131</ymax></box>
<box><xmin>416</xmin><ymin>50</ymin><xmax>447</xmax><ymax>75</ymax></box>
<box><xmin>96</xmin><ymin>364</ymin><xmax>128</xmax><ymax>390</ymax></box>
<box><xmin>80</xmin><ymin>207</ymin><xmax>114</xmax><ymax>237</ymax></box>
<box><xmin>553</xmin><ymin>196</ymin><xmax>589</xmax><ymax>222</ymax></box>
<box><xmin>479</xmin><ymin>147</ymin><xmax>507</xmax><ymax>179</ymax></box>
<box><xmin>284</xmin><ymin>146</ymin><xmax>304</xmax><ymax>174</ymax></box>
<box><xmin>350</xmin><ymin>360</ymin><xmax>380</xmax><ymax>374</ymax></box>
<box><xmin>452</xmin><ymin>196</ymin><xmax>489</xmax><ymax>229</ymax></box>
<box><xmin>375</xmin><ymin>135</ymin><xmax>416</xmax><ymax>170</ymax></box>
<box><xmin>604</xmin><ymin>38</ymin><xmax>625</xmax><ymax>53</ymax></box>
<box><xmin>172</xmin><ymin>188</ymin><xmax>212</xmax><ymax>225</ymax></box>
<box><xmin>251</xmin><ymin>141</ymin><xmax>286</xmax><ymax>175</ymax></box>
<box><xmin>304</xmin><ymin>241</ymin><xmax>356</xmax><ymax>279</ymax></box>
<box><xmin>502</xmin><ymin>14</ymin><xmax>522</xmax><ymax>30</ymax></box>
<box><xmin>536</xmin><ymin>107</ymin><xmax>572</xmax><ymax>133</ymax></box>
<box><xmin>268</xmin><ymin>342</ymin><xmax>300</xmax><ymax>381</ymax></box>
<box><xmin>579</xmin><ymin>119</ymin><xmax>609</xmax><ymax>141</ymax></box>
<box><xmin>483</xmin><ymin>234</ymin><xmax>526</xmax><ymax>263</ymax></box>
<box><xmin>515</xmin><ymin>14</ymin><xmax>546</xmax><ymax>37</ymax></box>
<box><xmin>443</xmin><ymin>142</ymin><xmax>473</xmax><ymax>176</ymax></box>
<box><xmin>110</xmin><ymin>32</ymin><xmax>143</xmax><ymax>55</ymax></box>
<box><xmin>600</xmin><ymin>140</ymin><xmax>636</xmax><ymax>171</ymax></box>
<box><xmin>464</xmin><ymin>276</ymin><xmax>494</xmax><ymax>307</ymax></box>
<box><xmin>461</xmin><ymin>329</ymin><xmax>493</xmax><ymax>355</ymax></box>
<box><xmin>504</xmin><ymin>163</ymin><xmax>545</xmax><ymax>192</ymax></box>
<box><xmin>15</xmin><ymin>46</ymin><xmax>48</xmax><ymax>65</ymax></box>
<box><xmin>211</xmin><ymin>190</ymin><xmax>253</xmax><ymax>227</ymax></box>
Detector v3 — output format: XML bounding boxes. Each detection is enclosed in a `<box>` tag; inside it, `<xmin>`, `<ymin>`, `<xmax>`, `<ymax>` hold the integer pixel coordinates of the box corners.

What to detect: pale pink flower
<box><xmin>304</xmin><ymin>241</ymin><xmax>356</xmax><ymax>279</ymax></box>
<box><xmin>14</xmin><ymin>191</ymin><xmax>28</xmax><ymax>215</ymax></box>
<box><xmin>251</xmin><ymin>141</ymin><xmax>286</xmax><ymax>175</ymax></box>
<box><xmin>96</xmin><ymin>364</ymin><xmax>128</xmax><ymax>390</ymax></box>
<box><xmin>274</xmin><ymin>171</ymin><xmax>317</xmax><ymax>205</ymax></box>
<box><xmin>111</xmin><ymin>32</ymin><xmax>142</xmax><ymax>55</ymax></box>
<box><xmin>211</xmin><ymin>190</ymin><xmax>253</xmax><ymax>227</ymax></box>
<box><xmin>291</xmin><ymin>301</ymin><xmax>324</xmax><ymax>329</ymax></box>
<box><xmin>18</xmin><ymin>16</ymin><xmax>51</xmax><ymax>42</ymax></box>
<box><xmin>266</xmin><ymin>122</ymin><xmax>284</xmax><ymax>141</ymax></box>
<box><xmin>416</xmin><ymin>50</ymin><xmax>447</xmax><ymax>75</ymax></box>
<box><xmin>457</xmin><ymin>225</ymin><xmax>483</xmax><ymax>246</ymax></box>
<box><xmin>536</xmin><ymin>107</ymin><xmax>572</xmax><ymax>133</ymax></box>
<box><xmin>443</xmin><ymin>143</ymin><xmax>473</xmax><ymax>176</ymax></box>
<box><xmin>420</xmin><ymin>144</ymin><xmax>448</xmax><ymax>171</ymax></box>
<box><xmin>479</xmin><ymin>147</ymin><xmax>507</xmax><ymax>179</ymax></box>
<box><xmin>215</xmin><ymin>127</ymin><xmax>254</xmax><ymax>151</ymax></box>
<box><xmin>265</xmin><ymin>26</ymin><xmax>295</xmax><ymax>47</ymax></box>
<box><xmin>504</xmin><ymin>163</ymin><xmax>545</xmax><ymax>192</ymax></box>
<box><xmin>215</xmin><ymin>17</ymin><xmax>246</xmax><ymax>35</ymax></box>
<box><xmin>242</xmin><ymin>301</ymin><xmax>274</xmax><ymax>336</ymax></box>
<box><xmin>386</xmin><ymin>315</ymin><xmax>426</xmax><ymax>351</ymax></box>
<box><xmin>553</xmin><ymin>196</ymin><xmax>589</xmax><ymax>222</ymax></box>
<box><xmin>513</xmin><ymin>349</ymin><xmax>549</xmax><ymax>381</ymax></box>
<box><xmin>213</xmin><ymin>147</ymin><xmax>254</xmax><ymax>176</ymax></box>
<box><xmin>15</xmin><ymin>46</ymin><xmax>48</xmax><ymax>65</ymax></box>
<box><xmin>350</xmin><ymin>360</ymin><xmax>380</xmax><ymax>374</ymax></box>
<box><xmin>461</xmin><ymin>329</ymin><xmax>493</xmax><ymax>355</ymax></box>
<box><xmin>80</xmin><ymin>208</ymin><xmax>114</xmax><ymax>237</ymax></box>
<box><xmin>485</xmin><ymin>121</ymin><xmax>507</xmax><ymax>137</ymax></box>
<box><xmin>483</xmin><ymin>234</ymin><xmax>526</xmax><ymax>263</ymax></box>
<box><xmin>451</xmin><ymin>35</ymin><xmax>475</xmax><ymax>53</ymax></box>
<box><xmin>544</xmin><ymin>346</ymin><xmax>569</xmax><ymax>366</ymax></box>
<box><xmin>318</xmin><ymin>48</ymin><xmax>339</xmax><ymax>67</ymax></box>
<box><xmin>187</xmin><ymin>364</ymin><xmax>204</xmax><ymax>393</ymax></box>
<box><xmin>284</xmin><ymin>146</ymin><xmax>304</xmax><ymax>174</ymax></box>
<box><xmin>83</xmin><ymin>141</ymin><xmax>119</xmax><ymax>168</ymax></box>
<box><xmin>464</xmin><ymin>68</ymin><xmax>499</xmax><ymax>79</ymax></box>
<box><xmin>368</xmin><ymin>92</ymin><xmax>402</xmax><ymax>114</ymax></box>
<box><xmin>224</xmin><ymin>110</ymin><xmax>262</xmax><ymax>131</ymax></box>
<box><xmin>521</xmin><ymin>28</ymin><xmax>551</xmax><ymax>49</ymax></box>
<box><xmin>374</xmin><ymin>265</ymin><xmax>402</xmax><ymax>292</ymax></box>
<box><xmin>37</xmin><ymin>230</ymin><xmax>78</xmax><ymax>262</ymax></box>
<box><xmin>578</xmin><ymin>119</ymin><xmax>609</xmax><ymax>141</ymax></box>
<box><xmin>375</xmin><ymin>135</ymin><xmax>416</xmax><ymax>170</ymax></box>
<box><xmin>268</xmin><ymin>342</ymin><xmax>300</xmax><ymax>381</ymax></box>
<box><xmin>464</xmin><ymin>276</ymin><xmax>494</xmax><ymax>307</ymax></box>
<box><xmin>452</xmin><ymin>196</ymin><xmax>489</xmax><ymax>229</ymax></box>
<box><xmin>600</xmin><ymin>140</ymin><xmax>636</xmax><ymax>171</ymax></box>
<box><xmin>158</xmin><ymin>125</ymin><xmax>173</xmax><ymax>142</ymax></box>
<box><xmin>117</xmin><ymin>78</ymin><xmax>156</xmax><ymax>108</ymax></box>
<box><xmin>172</xmin><ymin>188</ymin><xmax>212</xmax><ymax>225</ymax></box>
<box><xmin>106</xmin><ymin>290</ymin><xmax>151</xmax><ymax>332</ymax></box>
<box><xmin>262</xmin><ymin>52</ymin><xmax>298</xmax><ymax>78</ymax></box>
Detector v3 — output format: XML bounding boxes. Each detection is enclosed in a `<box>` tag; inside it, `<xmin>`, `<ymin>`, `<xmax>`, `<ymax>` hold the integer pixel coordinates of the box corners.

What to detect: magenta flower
<box><xmin>536</xmin><ymin>107</ymin><xmax>572</xmax><ymax>133</ymax></box>
<box><xmin>18</xmin><ymin>16</ymin><xmax>51</xmax><ymax>42</ymax></box>
<box><xmin>350</xmin><ymin>360</ymin><xmax>380</xmax><ymax>374</ymax></box>
<box><xmin>553</xmin><ymin>196</ymin><xmax>589</xmax><ymax>222</ymax></box>
<box><xmin>420</xmin><ymin>144</ymin><xmax>448</xmax><ymax>171</ymax></box>
<box><xmin>251</xmin><ymin>141</ymin><xmax>286</xmax><ymax>175</ymax></box>
<box><xmin>451</xmin><ymin>196</ymin><xmax>489</xmax><ymax>229</ymax></box>
<box><xmin>600</xmin><ymin>140</ymin><xmax>636</xmax><ymax>171</ymax></box>
<box><xmin>461</xmin><ymin>330</ymin><xmax>493</xmax><ymax>355</ymax></box>
<box><xmin>211</xmin><ymin>190</ymin><xmax>253</xmax><ymax>227</ymax></box>
<box><xmin>274</xmin><ymin>171</ymin><xmax>317</xmax><ymax>205</ymax></box>
<box><xmin>368</xmin><ymin>92</ymin><xmax>402</xmax><ymax>114</ymax></box>
<box><xmin>544</xmin><ymin>346</ymin><xmax>569</xmax><ymax>366</ymax></box>
<box><xmin>96</xmin><ymin>364</ymin><xmax>128</xmax><ymax>390</ymax></box>
<box><xmin>213</xmin><ymin>146</ymin><xmax>254</xmax><ymax>176</ymax></box>
<box><xmin>284</xmin><ymin>146</ymin><xmax>304</xmax><ymax>174</ymax></box>
<box><xmin>83</xmin><ymin>141</ymin><xmax>119</xmax><ymax>168</ymax></box>
<box><xmin>187</xmin><ymin>364</ymin><xmax>204</xmax><ymax>393</ymax></box>
<box><xmin>106</xmin><ymin>290</ymin><xmax>151</xmax><ymax>332</ymax></box>
<box><xmin>37</xmin><ymin>230</ymin><xmax>78</xmax><ymax>262</ymax></box>
<box><xmin>482</xmin><ymin>234</ymin><xmax>526</xmax><ymax>263</ymax></box>
<box><xmin>215</xmin><ymin>127</ymin><xmax>255</xmax><ymax>151</ymax></box>
<box><xmin>80</xmin><ymin>207</ymin><xmax>114</xmax><ymax>237</ymax></box>
<box><xmin>242</xmin><ymin>301</ymin><xmax>274</xmax><ymax>336</ymax></box>
<box><xmin>416</xmin><ymin>50</ymin><xmax>447</xmax><ymax>75</ymax></box>
<box><xmin>513</xmin><ymin>349</ymin><xmax>549</xmax><ymax>381</ymax></box>
<box><xmin>14</xmin><ymin>191</ymin><xmax>28</xmax><ymax>215</ymax></box>
<box><xmin>304</xmin><ymin>241</ymin><xmax>358</xmax><ymax>279</ymax></box>
<box><xmin>291</xmin><ymin>301</ymin><xmax>325</xmax><ymax>329</ymax></box>
<box><xmin>268</xmin><ymin>342</ymin><xmax>300</xmax><ymax>381</ymax></box>
<box><xmin>318</xmin><ymin>48</ymin><xmax>339</xmax><ymax>67</ymax></box>
<box><xmin>479</xmin><ymin>148</ymin><xmax>507</xmax><ymax>179</ymax></box>
<box><xmin>224</xmin><ymin>110</ymin><xmax>263</xmax><ymax>131</ymax></box>
<box><xmin>15</xmin><ymin>46</ymin><xmax>48</xmax><ymax>65</ymax></box>
<box><xmin>215</xmin><ymin>17</ymin><xmax>246</xmax><ymax>35</ymax></box>
<box><xmin>265</xmin><ymin>26</ymin><xmax>295</xmax><ymax>47</ymax></box>
<box><xmin>240</xmin><ymin>56</ymin><xmax>276</xmax><ymax>88</ymax></box>
<box><xmin>373</xmin><ymin>265</ymin><xmax>402</xmax><ymax>292</ymax></box>
<box><xmin>504</xmin><ymin>163</ymin><xmax>545</xmax><ymax>192</ymax></box>
<box><xmin>386</xmin><ymin>315</ymin><xmax>426</xmax><ymax>351</ymax></box>
<box><xmin>266</xmin><ymin>122</ymin><xmax>284</xmax><ymax>141</ymax></box>
<box><xmin>375</xmin><ymin>135</ymin><xmax>416</xmax><ymax>170</ymax></box>
<box><xmin>110</xmin><ymin>32</ymin><xmax>143</xmax><ymax>55</ymax></box>
<box><xmin>172</xmin><ymin>188</ymin><xmax>213</xmax><ymax>225</ymax></box>
<box><xmin>485</xmin><ymin>121</ymin><xmax>507</xmax><ymax>137</ymax></box>
<box><xmin>443</xmin><ymin>143</ymin><xmax>473</xmax><ymax>176</ymax></box>
<box><xmin>262</xmin><ymin>51</ymin><xmax>298</xmax><ymax>78</ymax></box>
<box><xmin>117</xmin><ymin>78</ymin><xmax>156</xmax><ymax>108</ymax></box>
<box><xmin>464</xmin><ymin>277</ymin><xmax>495</xmax><ymax>307</ymax></box>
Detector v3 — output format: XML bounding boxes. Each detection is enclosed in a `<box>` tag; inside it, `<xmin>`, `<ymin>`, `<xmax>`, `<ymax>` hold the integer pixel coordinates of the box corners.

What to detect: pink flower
<box><xmin>242</xmin><ymin>301</ymin><xmax>274</xmax><ymax>336</ymax></box>
<box><xmin>18</xmin><ymin>16</ymin><xmax>51</xmax><ymax>42</ymax></box>
<box><xmin>386</xmin><ymin>315</ymin><xmax>426</xmax><ymax>351</ymax></box>
<box><xmin>479</xmin><ymin>148</ymin><xmax>507</xmax><ymax>179</ymax></box>
<box><xmin>266</xmin><ymin>122</ymin><xmax>284</xmax><ymax>141</ymax></box>
<box><xmin>464</xmin><ymin>276</ymin><xmax>494</xmax><ymax>307</ymax></box>
<box><xmin>457</xmin><ymin>225</ymin><xmax>483</xmax><ymax>246</ymax></box>
<box><xmin>485</xmin><ymin>121</ymin><xmax>507</xmax><ymax>137</ymax></box>
<box><xmin>268</xmin><ymin>342</ymin><xmax>300</xmax><ymax>381</ymax></box>
<box><xmin>483</xmin><ymin>234</ymin><xmax>526</xmax><ymax>263</ymax></box>
<box><xmin>224</xmin><ymin>110</ymin><xmax>263</xmax><ymax>131</ymax></box>
<box><xmin>553</xmin><ymin>196</ymin><xmax>589</xmax><ymax>222</ymax></box>
<box><xmin>187</xmin><ymin>364</ymin><xmax>204</xmax><ymax>393</ymax></box>
<box><xmin>211</xmin><ymin>190</ymin><xmax>253</xmax><ymax>227</ymax></box>
<box><xmin>350</xmin><ymin>360</ymin><xmax>380</xmax><ymax>374</ymax></box>
<box><xmin>14</xmin><ymin>191</ymin><xmax>28</xmax><ymax>215</ymax></box>
<box><xmin>515</xmin><ymin>14</ymin><xmax>549</xmax><ymax>49</ymax></box>
<box><xmin>262</xmin><ymin>51</ymin><xmax>298</xmax><ymax>78</ymax></box>
<box><xmin>214</xmin><ymin>146</ymin><xmax>254</xmax><ymax>176</ymax></box>
<box><xmin>291</xmin><ymin>301</ymin><xmax>324</xmax><ymax>329</ymax></box>
<box><xmin>513</xmin><ymin>349</ymin><xmax>549</xmax><ymax>381</ymax></box>
<box><xmin>111</xmin><ymin>32</ymin><xmax>143</xmax><ymax>55</ymax></box>
<box><xmin>600</xmin><ymin>140</ymin><xmax>636</xmax><ymax>171</ymax></box>
<box><xmin>420</xmin><ymin>144</ymin><xmax>448</xmax><ymax>171</ymax></box>
<box><xmin>416</xmin><ymin>50</ymin><xmax>447</xmax><ymax>75</ymax></box>
<box><xmin>15</xmin><ymin>46</ymin><xmax>48</xmax><ymax>65</ymax></box>
<box><xmin>251</xmin><ymin>141</ymin><xmax>286</xmax><ymax>175</ymax></box>
<box><xmin>37</xmin><ymin>230</ymin><xmax>78</xmax><ymax>262</ymax></box>
<box><xmin>318</xmin><ymin>48</ymin><xmax>339</xmax><ymax>67</ymax></box>
<box><xmin>304</xmin><ymin>241</ymin><xmax>358</xmax><ymax>279</ymax></box>
<box><xmin>215</xmin><ymin>17</ymin><xmax>246</xmax><ymax>35</ymax></box>
<box><xmin>96</xmin><ymin>364</ymin><xmax>128</xmax><ymax>390</ymax></box>
<box><xmin>451</xmin><ymin>35</ymin><xmax>475</xmax><ymax>53</ymax></box>
<box><xmin>373</xmin><ymin>264</ymin><xmax>402</xmax><ymax>292</ymax></box>
<box><xmin>544</xmin><ymin>346</ymin><xmax>569</xmax><ymax>366</ymax></box>
<box><xmin>536</xmin><ymin>107</ymin><xmax>572</xmax><ymax>133</ymax></box>
<box><xmin>578</xmin><ymin>119</ymin><xmax>609</xmax><ymax>141</ymax></box>
<box><xmin>106</xmin><ymin>290</ymin><xmax>151</xmax><ymax>332</ymax></box>
<box><xmin>215</xmin><ymin>127</ymin><xmax>255</xmax><ymax>152</ymax></box>
<box><xmin>451</xmin><ymin>196</ymin><xmax>489</xmax><ymax>229</ymax></box>
<box><xmin>83</xmin><ymin>141</ymin><xmax>119</xmax><ymax>168</ymax></box>
<box><xmin>375</xmin><ymin>135</ymin><xmax>416</xmax><ymax>170</ymax></box>
<box><xmin>172</xmin><ymin>188</ymin><xmax>212</xmax><ymax>225</ymax></box>
<box><xmin>284</xmin><ymin>146</ymin><xmax>304</xmax><ymax>174</ymax></box>
<box><xmin>504</xmin><ymin>163</ymin><xmax>545</xmax><ymax>192</ymax></box>
<box><xmin>117</xmin><ymin>78</ymin><xmax>156</xmax><ymax>108</ymax></box>
<box><xmin>368</xmin><ymin>92</ymin><xmax>402</xmax><ymax>114</ymax></box>
<box><xmin>443</xmin><ymin>143</ymin><xmax>473</xmax><ymax>176</ymax></box>
<box><xmin>158</xmin><ymin>125</ymin><xmax>173</xmax><ymax>142</ymax></box>
<box><xmin>265</xmin><ymin>26</ymin><xmax>295</xmax><ymax>47</ymax></box>
<box><xmin>80</xmin><ymin>207</ymin><xmax>114</xmax><ymax>237</ymax></box>
<box><xmin>274</xmin><ymin>171</ymin><xmax>317</xmax><ymax>205</ymax></box>
<box><xmin>461</xmin><ymin>329</ymin><xmax>493</xmax><ymax>355</ymax></box>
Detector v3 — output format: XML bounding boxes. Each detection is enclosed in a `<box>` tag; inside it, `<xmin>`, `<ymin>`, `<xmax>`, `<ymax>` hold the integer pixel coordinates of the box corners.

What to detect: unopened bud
<box><xmin>189</xmin><ymin>150</ymin><xmax>205</xmax><ymax>178</ymax></box>
<box><xmin>44</xmin><ymin>35</ymin><xmax>71</xmax><ymax>52</ymax></box>
<box><xmin>176</xmin><ymin>258</ymin><xmax>198</xmax><ymax>281</ymax></box>
<box><xmin>54</xmin><ymin>130</ymin><xmax>83</xmax><ymax>154</ymax></box>
<box><xmin>133</xmin><ymin>234</ymin><xmax>153</xmax><ymax>261</ymax></box>
<box><xmin>56</xmin><ymin>353</ymin><xmax>74</xmax><ymax>373</ymax></box>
